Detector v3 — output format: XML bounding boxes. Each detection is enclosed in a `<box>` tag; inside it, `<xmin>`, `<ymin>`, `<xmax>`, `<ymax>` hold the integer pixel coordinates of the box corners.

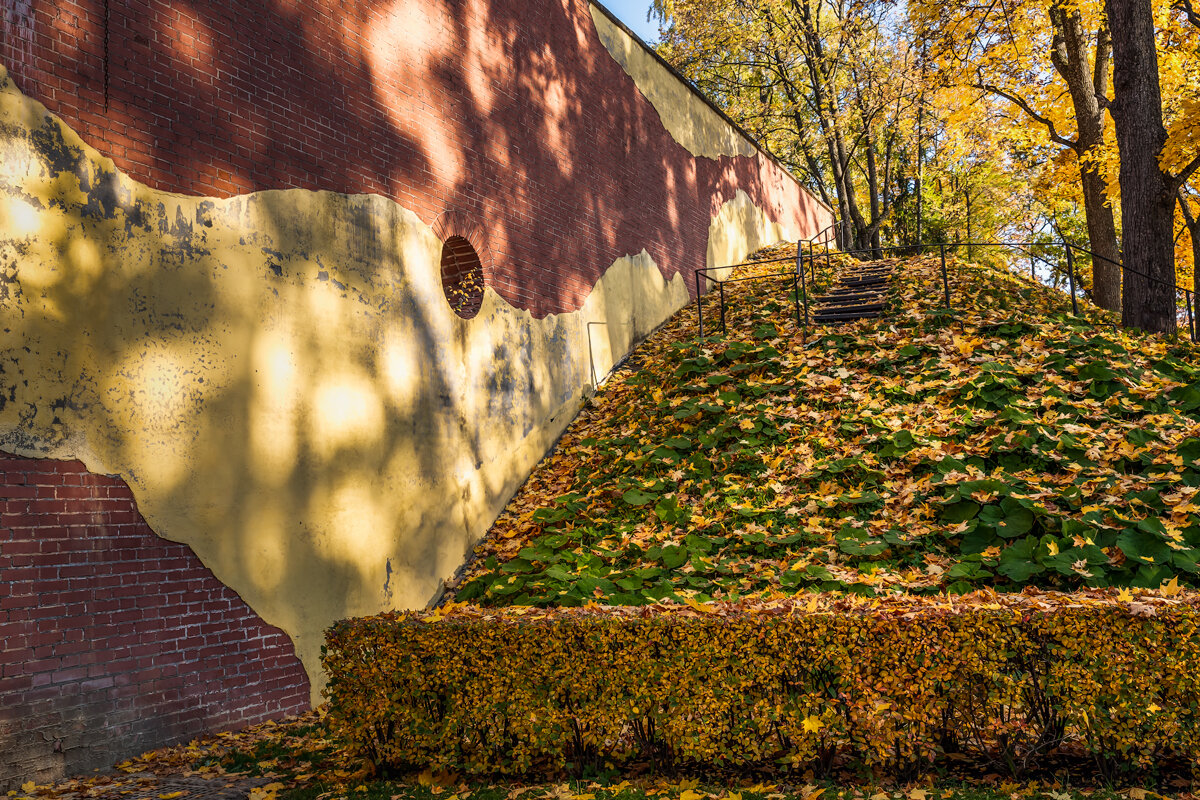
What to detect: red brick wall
<box><xmin>0</xmin><ymin>453</ymin><xmax>310</xmax><ymax>789</ymax></box>
<box><xmin>0</xmin><ymin>0</ymin><xmax>824</xmax><ymax>786</ymax></box>
<box><xmin>0</xmin><ymin>0</ymin><xmax>826</xmax><ymax>318</ymax></box>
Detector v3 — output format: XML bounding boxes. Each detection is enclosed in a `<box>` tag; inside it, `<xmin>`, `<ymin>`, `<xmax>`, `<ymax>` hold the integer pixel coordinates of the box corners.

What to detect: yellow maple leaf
<box><xmin>801</xmin><ymin>714</ymin><xmax>823</xmax><ymax>733</ymax></box>
<box><xmin>158</xmin><ymin>793</ymin><xmax>185</xmax><ymax>800</ymax></box>
<box><xmin>1161</xmin><ymin>576</ymin><xmax>1183</xmax><ymax>596</ymax></box>
<box><xmin>1117</xmin><ymin>588</ymin><xmax>1134</xmax><ymax>602</ymax></box>
<box><xmin>20</xmin><ymin>785</ymin><xmax>34</xmax><ymax>795</ymax></box>
<box><xmin>684</xmin><ymin>597</ymin><xmax>716</xmax><ymax>614</ymax></box>
<box><xmin>679</xmin><ymin>791</ymin><xmax>705</xmax><ymax>800</ymax></box>
<box><xmin>908</xmin><ymin>791</ymin><xmax>928</xmax><ymax>800</ymax></box>
<box><xmin>953</xmin><ymin>336</ymin><xmax>981</xmax><ymax>355</ymax></box>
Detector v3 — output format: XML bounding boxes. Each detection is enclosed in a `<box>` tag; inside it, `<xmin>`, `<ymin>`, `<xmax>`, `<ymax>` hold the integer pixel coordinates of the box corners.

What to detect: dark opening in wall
<box><xmin>440</xmin><ymin>235</ymin><xmax>485</xmax><ymax>319</ymax></box>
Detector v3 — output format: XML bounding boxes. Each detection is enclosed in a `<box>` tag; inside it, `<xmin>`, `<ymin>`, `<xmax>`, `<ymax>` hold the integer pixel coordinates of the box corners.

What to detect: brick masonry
<box><xmin>0</xmin><ymin>0</ymin><xmax>817</xmax><ymax>319</ymax></box>
<box><xmin>0</xmin><ymin>454</ymin><xmax>310</xmax><ymax>788</ymax></box>
<box><xmin>0</xmin><ymin>0</ymin><xmax>821</xmax><ymax>786</ymax></box>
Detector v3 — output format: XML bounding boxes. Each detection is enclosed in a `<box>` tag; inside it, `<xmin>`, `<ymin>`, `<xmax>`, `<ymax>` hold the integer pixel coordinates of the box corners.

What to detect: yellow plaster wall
<box><xmin>588</xmin><ymin>5</ymin><xmax>757</xmax><ymax>160</ymax></box>
<box><xmin>706</xmin><ymin>189</ymin><xmax>796</xmax><ymax>279</ymax></box>
<box><xmin>0</xmin><ymin>65</ymin><xmax>794</xmax><ymax>699</ymax></box>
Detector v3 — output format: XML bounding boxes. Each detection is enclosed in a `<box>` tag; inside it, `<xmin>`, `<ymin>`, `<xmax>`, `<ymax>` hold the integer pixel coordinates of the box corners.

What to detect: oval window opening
<box><xmin>440</xmin><ymin>235</ymin><xmax>484</xmax><ymax>319</ymax></box>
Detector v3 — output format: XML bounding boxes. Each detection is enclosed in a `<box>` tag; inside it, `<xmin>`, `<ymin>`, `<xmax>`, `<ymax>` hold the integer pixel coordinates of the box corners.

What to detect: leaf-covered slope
<box><xmin>448</xmin><ymin>248</ymin><xmax>1200</xmax><ymax>606</ymax></box>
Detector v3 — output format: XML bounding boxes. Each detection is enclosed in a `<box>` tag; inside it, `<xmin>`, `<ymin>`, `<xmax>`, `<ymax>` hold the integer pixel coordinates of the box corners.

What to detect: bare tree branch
<box><xmin>1174</xmin><ymin>0</ymin><xmax>1200</xmax><ymax>28</ymax></box>
<box><xmin>974</xmin><ymin>79</ymin><xmax>1078</xmax><ymax>148</ymax></box>
<box><xmin>1170</xmin><ymin>153</ymin><xmax>1200</xmax><ymax>194</ymax></box>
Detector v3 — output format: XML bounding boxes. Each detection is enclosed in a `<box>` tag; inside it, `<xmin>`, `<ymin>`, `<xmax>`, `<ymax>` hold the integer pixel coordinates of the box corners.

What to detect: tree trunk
<box><xmin>1077</xmin><ymin>164</ymin><xmax>1122</xmax><ymax>307</ymax></box>
<box><xmin>864</xmin><ymin>128</ymin><xmax>883</xmax><ymax>255</ymax></box>
<box><xmin>1048</xmin><ymin>1</ymin><xmax>1122</xmax><ymax>310</ymax></box>
<box><xmin>965</xmin><ymin>187</ymin><xmax>972</xmax><ymax>256</ymax></box>
<box><xmin>1179</xmin><ymin>190</ymin><xmax>1200</xmax><ymax>292</ymax></box>
<box><xmin>916</xmin><ymin>97</ymin><xmax>924</xmax><ymax>245</ymax></box>
<box><xmin>832</xmin><ymin>123</ymin><xmax>867</xmax><ymax>249</ymax></box>
<box><xmin>1106</xmin><ymin>0</ymin><xmax>1178</xmax><ymax>333</ymax></box>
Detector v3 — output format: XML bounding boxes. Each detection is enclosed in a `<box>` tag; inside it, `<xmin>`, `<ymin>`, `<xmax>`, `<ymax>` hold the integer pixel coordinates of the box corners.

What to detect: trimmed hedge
<box><xmin>322</xmin><ymin>592</ymin><xmax>1200</xmax><ymax>776</ymax></box>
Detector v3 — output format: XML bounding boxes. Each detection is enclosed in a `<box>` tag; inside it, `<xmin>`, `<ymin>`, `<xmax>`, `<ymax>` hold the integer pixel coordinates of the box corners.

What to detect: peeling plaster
<box><xmin>0</xmin><ymin>62</ymin><xmax>790</xmax><ymax>700</ymax></box>
<box><xmin>588</xmin><ymin>5</ymin><xmax>757</xmax><ymax>160</ymax></box>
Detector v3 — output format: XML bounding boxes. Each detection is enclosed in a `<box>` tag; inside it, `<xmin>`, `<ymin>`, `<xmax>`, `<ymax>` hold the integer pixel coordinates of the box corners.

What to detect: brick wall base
<box><xmin>0</xmin><ymin>453</ymin><xmax>310</xmax><ymax>789</ymax></box>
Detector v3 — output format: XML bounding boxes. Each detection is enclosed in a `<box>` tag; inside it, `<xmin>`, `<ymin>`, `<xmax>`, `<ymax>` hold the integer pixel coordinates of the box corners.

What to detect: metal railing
<box><xmin>694</xmin><ymin>257</ymin><xmax>805</xmax><ymax>338</ymax></box>
<box><xmin>694</xmin><ymin>235</ymin><xmax>1199</xmax><ymax>342</ymax></box>
<box><xmin>694</xmin><ymin>222</ymin><xmax>840</xmax><ymax>338</ymax></box>
<box><xmin>924</xmin><ymin>240</ymin><xmax>1197</xmax><ymax>342</ymax></box>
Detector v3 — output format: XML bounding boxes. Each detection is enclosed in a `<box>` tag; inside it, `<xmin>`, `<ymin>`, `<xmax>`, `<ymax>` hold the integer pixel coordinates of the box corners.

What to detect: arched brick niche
<box><xmin>432</xmin><ymin>210</ymin><xmax>492</xmax><ymax>320</ymax></box>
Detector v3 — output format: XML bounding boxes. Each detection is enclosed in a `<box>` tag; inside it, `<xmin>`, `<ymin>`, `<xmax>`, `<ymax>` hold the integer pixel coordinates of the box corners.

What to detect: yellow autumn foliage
<box><xmin>322</xmin><ymin>590</ymin><xmax>1200</xmax><ymax>776</ymax></box>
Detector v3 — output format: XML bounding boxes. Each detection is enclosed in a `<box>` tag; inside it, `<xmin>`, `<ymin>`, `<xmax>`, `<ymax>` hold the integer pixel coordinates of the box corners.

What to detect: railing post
<box><xmin>695</xmin><ymin>270</ymin><xmax>704</xmax><ymax>339</ymax></box>
<box><xmin>792</xmin><ymin>272</ymin><xmax>803</xmax><ymax>331</ymax></box>
<box><xmin>939</xmin><ymin>243</ymin><xmax>951</xmax><ymax>309</ymax></box>
<box><xmin>797</xmin><ymin>240</ymin><xmax>810</xmax><ymax>328</ymax></box>
<box><xmin>719</xmin><ymin>280</ymin><xmax>727</xmax><ymax>335</ymax></box>
<box><xmin>1187</xmin><ymin>289</ymin><xmax>1196</xmax><ymax>343</ymax></box>
<box><xmin>1065</xmin><ymin>243</ymin><xmax>1080</xmax><ymax>316</ymax></box>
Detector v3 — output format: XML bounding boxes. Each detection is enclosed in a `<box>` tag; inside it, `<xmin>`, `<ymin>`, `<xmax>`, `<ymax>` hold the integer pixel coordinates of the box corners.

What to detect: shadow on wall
<box><xmin>2</xmin><ymin>0</ymin><xmax>824</xmax><ymax>317</ymax></box>
<box><xmin>0</xmin><ymin>62</ymin><xmax>694</xmax><ymax>705</ymax></box>
<box><xmin>0</xmin><ymin>0</ymin><xmax>822</xmax><ymax>708</ymax></box>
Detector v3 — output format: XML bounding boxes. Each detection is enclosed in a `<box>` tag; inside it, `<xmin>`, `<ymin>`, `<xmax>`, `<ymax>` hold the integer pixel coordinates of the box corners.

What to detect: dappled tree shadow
<box><xmin>0</xmin><ymin>0</ymin><xmax>829</xmax><ymax>755</ymax></box>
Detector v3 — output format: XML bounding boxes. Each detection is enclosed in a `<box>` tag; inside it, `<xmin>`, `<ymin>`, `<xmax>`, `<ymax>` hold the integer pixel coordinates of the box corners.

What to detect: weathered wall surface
<box><xmin>589</xmin><ymin>7</ymin><xmax>757</xmax><ymax>161</ymax></box>
<box><xmin>0</xmin><ymin>0</ymin><xmax>828</xmax><ymax>315</ymax></box>
<box><xmin>0</xmin><ymin>454</ymin><xmax>310</xmax><ymax>786</ymax></box>
<box><xmin>0</xmin><ymin>0</ymin><xmax>830</xmax><ymax>785</ymax></box>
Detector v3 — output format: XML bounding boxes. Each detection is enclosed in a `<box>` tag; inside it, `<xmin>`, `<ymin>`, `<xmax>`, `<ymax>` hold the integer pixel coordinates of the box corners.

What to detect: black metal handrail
<box><xmin>694</xmin><ymin>265</ymin><xmax>806</xmax><ymax>338</ymax></box>
<box><xmin>694</xmin><ymin>218</ymin><xmax>840</xmax><ymax>338</ymax></box>
<box><xmin>922</xmin><ymin>240</ymin><xmax>1197</xmax><ymax>340</ymax></box>
<box><xmin>694</xmin><ymin>236</ymin><xmax>1199</xmax><ymax>343</ymax></box>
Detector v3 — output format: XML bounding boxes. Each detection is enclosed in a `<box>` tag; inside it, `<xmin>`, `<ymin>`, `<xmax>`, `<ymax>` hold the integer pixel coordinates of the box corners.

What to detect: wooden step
<box><xmin>814</xmin><ymin>311</ymin><xmax>881</xmax><ymax>323</ymax></box>
<box><xmin>815</xmin><ymin>293</ymin><xmax>881</xmax><ymax>304</ymax></box>
<box><xmin>815</xmin><ymin>301</ymin><xmax>884</xmax><ymax>315</ymax></box>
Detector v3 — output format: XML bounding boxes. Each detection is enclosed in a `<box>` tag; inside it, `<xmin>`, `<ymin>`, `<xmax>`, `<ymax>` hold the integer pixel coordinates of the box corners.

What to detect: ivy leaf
<box><xmin>623</xmin><ymin>489</ymin><xmax>657</xmax><ymax>507</ymax></box>
<box><xmin>997</xmin><ymin>539</ymin><xmax>1044</xmax><ymax>582</ymax></box>
<box><xmin>941</xmin><ymin>500</ymin><xmax>981</xmax><ymax>524</ymax></box>
<box><xmin>660</xmin><ymin>545</ymin><xmax>688</xmax><ymax>569</ymax></box>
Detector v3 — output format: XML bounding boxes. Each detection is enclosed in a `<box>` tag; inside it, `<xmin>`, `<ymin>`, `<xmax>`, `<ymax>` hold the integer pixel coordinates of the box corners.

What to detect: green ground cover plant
<box><xmin>447</xmin><ymin>248</ymin><xmax>1200</xmax><ymax>604</ymax></box>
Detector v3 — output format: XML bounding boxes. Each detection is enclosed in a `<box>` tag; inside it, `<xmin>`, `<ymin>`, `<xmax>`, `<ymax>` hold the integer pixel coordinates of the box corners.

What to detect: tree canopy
<box><xmin>651</xmin><ymin>0</ymin><xmax>1200</xmax><ymax>331</ymax></box>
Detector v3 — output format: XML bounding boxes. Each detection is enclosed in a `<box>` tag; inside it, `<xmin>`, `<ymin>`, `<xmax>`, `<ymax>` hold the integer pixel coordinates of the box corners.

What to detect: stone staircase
<box><xmin>812</xmin><ymin>258</ymin><xmax>896</xmax><ymax>324</ymax></box>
